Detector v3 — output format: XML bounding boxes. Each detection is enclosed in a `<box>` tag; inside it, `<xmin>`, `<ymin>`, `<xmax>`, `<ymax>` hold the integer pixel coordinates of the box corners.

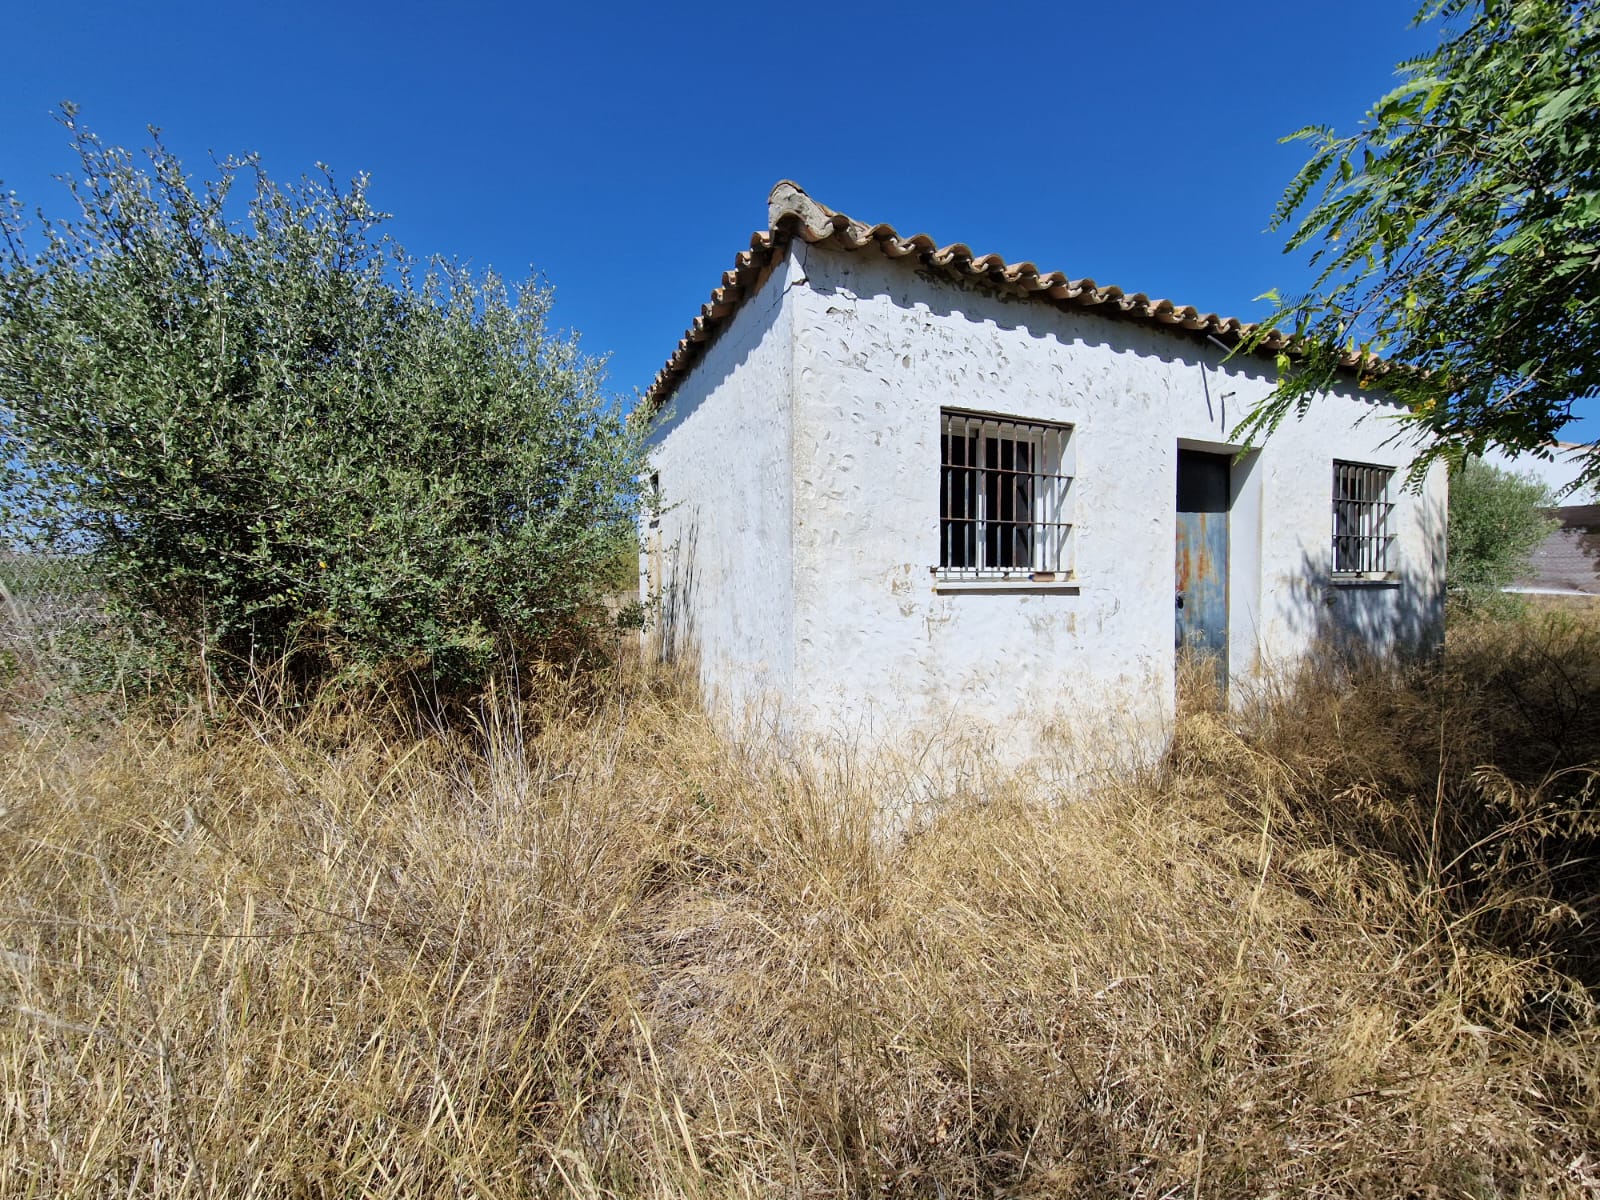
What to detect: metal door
<box><xmin>1175</xmin><ymin>450</ymin><xmax>1230</xmax><ymax>695</ymax></box>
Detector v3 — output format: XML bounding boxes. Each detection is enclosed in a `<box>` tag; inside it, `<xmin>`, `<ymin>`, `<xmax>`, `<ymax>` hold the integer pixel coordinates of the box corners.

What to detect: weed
<box><xmin>1</xmin><ymin>621</ymin><xmax>1596</xmax><ymax>1197</ymax></box>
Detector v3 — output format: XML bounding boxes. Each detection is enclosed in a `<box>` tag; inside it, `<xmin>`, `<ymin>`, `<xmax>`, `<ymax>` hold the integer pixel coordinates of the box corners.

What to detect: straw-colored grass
<box><xmin>2</xmin><ymin>617</ymin><xmax>1597</xmax><ymax>1198</ymax></box>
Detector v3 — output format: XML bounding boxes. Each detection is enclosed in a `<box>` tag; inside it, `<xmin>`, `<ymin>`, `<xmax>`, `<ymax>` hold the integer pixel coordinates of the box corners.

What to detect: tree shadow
<box><xmin>1274</xmin><ymin>549</ymin><xmax>1446</xmax><ymax>667</ymax></box>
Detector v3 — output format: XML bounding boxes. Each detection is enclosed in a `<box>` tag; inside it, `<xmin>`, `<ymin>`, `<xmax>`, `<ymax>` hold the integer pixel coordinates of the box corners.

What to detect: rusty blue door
<box><xmin>1175</xmin><ymin>451</ymin><xmax>1230</xmax><ymax>695</ymax></box>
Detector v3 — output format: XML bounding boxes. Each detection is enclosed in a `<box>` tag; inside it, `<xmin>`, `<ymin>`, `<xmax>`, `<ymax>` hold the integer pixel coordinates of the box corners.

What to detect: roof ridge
<box><xmin>768</xmin><ymin>180</ymin><xmax>839</xmax><ymax>240</ymax></box>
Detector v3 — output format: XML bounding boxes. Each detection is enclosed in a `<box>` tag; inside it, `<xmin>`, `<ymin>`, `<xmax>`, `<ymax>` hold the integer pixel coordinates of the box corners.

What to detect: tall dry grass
<box><xmin>2</xmin><ymin>618</ymin><xmax>1598</xmax><ymax>1198</ymax></box>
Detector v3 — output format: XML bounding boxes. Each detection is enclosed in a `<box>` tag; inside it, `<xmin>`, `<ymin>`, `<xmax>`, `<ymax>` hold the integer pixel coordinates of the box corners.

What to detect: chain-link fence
<box><xmin>0</xmin><ymin>547</ymin><xmax>104</xmax><ymax>690</ymax></box>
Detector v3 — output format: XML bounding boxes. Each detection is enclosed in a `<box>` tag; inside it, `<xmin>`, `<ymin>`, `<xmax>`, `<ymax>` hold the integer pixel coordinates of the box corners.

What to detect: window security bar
<box><xmin>939</xmin><ymin>410</ymin><xmax>1072</xmax><ymax>580</ymax></box>
<box><xmin>1332</xmin><ymin>460</ymin><xmax>1396</xmax><ymax>575</ymax></box>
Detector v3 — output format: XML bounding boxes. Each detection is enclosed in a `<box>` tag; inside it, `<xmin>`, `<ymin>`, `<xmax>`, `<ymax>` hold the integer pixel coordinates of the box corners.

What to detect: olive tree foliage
<box><xmin>1241</xmin><ymin>1</ymin><xmax>1600</xmax><ymax>480</ymax></box>
<box><xmin>1447</xmin><ymin>457</ymin><xmax>1558</xmax><ymax>601</ymax></box>
<box><xmin>0</xmin><ymin>109</ymin><xmax>645</xmax><ymax>695</ymax></box>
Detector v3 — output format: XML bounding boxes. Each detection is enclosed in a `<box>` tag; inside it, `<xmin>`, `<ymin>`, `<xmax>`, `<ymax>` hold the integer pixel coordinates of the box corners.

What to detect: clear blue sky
<box><xmin>4</xmin><ymin>1</ymin><xmax>1592</xmax><ymax>442</ymax></box>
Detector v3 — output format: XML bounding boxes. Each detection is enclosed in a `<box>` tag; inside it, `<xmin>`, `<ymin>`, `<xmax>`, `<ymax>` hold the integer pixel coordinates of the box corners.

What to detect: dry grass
<box><xmin>2</xmin><ymin>621</ymin><xmax>1598</xmax><ymax>1198</ymax></box>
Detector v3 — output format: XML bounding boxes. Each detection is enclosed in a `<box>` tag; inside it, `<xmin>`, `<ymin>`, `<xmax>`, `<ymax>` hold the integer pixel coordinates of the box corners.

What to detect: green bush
<box><xmin>1447</xmin><ymin>456</ymin><xmax>1559</xmax><ymax>609</ymax></box>
<box><xmin>0</xmin><ymin>109</ymin><xmax>644</xmax><ymax>698</ymax></box>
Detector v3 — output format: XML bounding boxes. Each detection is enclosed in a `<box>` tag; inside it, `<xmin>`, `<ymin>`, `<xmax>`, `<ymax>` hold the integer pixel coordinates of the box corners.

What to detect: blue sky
<box><xmin>4</xmin><ymin>1</ymin><xmax>1590</xmax><ymax>442</ymax></box>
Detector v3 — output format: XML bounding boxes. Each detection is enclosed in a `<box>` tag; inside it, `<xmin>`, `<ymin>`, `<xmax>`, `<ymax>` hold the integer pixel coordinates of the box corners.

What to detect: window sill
<box><xmin>932</xmin><ymin>575</ymin><xmax>1080</xmax><ymax>594</ymax></box>
<box><xmin>1330</xmin><ymin>573</ymin><xmax>1400</xmax><ymax>588</ymax></box>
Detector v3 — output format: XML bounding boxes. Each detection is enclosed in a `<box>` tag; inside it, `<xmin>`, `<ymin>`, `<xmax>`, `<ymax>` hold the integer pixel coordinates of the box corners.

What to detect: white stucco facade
<box><xmin>646</xmin><ymin>215</ymin><xmax>1447</xmax><ymax>762</ymax></box>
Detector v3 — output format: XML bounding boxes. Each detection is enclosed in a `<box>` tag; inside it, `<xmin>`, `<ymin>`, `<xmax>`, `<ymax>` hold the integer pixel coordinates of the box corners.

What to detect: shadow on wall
<box><xmin>1276</xmin><ymin>549</ymin><xmax>1446</xmax><ymax>665</ymax></box>
<box><xmin>805</xmin><ymin>256</ymin><xmax>1282</xmax><ymax>388</ymax></box>
<box><xmin>651</xmin><ymin>274</ymin><xmax>786</xmax><ymax>442</ymax></box>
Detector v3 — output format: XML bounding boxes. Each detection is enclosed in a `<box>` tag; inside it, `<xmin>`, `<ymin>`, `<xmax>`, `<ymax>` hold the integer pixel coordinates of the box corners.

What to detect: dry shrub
<box><xmin>1</xmin><ymin>631</ymin><xmax>1597</xmax><ymax>1198</ymax></box>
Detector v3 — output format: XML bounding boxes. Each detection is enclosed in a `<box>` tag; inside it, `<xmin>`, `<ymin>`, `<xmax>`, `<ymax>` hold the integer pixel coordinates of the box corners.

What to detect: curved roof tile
<box><xmin>644</xmin><ymin>181</ymin><xmax>1342</xmax><ymax>413</ymax></box>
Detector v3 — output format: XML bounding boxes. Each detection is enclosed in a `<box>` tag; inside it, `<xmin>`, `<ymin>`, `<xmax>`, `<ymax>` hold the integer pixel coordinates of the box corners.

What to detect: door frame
<box><xmin>1173</xmin><ymin>439</ymin><xmax>1263</xmax><ymax>697</ymax></box>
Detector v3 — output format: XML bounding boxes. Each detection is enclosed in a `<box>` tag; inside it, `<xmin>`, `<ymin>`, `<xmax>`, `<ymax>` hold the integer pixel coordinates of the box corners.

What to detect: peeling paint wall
<box><xmin>650</xmin><ymin>241</ymin><xmax>1447</xmax><ymax>759</ymax></box>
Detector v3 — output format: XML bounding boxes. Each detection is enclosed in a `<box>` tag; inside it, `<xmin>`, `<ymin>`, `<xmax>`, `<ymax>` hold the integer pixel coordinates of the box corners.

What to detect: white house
<box><xmin>641</xmin><ymin>182</ymin><xmax>1447</xmax><ymax>758</ymax></box>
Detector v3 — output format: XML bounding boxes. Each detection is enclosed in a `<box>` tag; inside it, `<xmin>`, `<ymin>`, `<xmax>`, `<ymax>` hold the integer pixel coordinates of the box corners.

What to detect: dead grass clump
<box><xmin>1194</xmin><ymin>609</ymin><xmax>1600</xmax><ymax>1000</ymax></box>
<box><xmin>2</xmin><ymin>637</ymin><xmax>1597</xmax><ymax>1197</ymax></box>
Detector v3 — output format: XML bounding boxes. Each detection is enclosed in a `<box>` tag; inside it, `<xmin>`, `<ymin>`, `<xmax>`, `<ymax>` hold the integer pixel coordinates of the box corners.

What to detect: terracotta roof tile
<box><xmin>643</xmin><ymin>181</ymin><xmax>1315</xmax><ymax>413</ymax></box>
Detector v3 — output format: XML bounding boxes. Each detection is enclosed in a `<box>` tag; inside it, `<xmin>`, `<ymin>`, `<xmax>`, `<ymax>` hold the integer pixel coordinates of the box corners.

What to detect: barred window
<box><xmin>939</xmin><ymin>410</ymin><xmax>1072</xmax><ymax>581</ymax></box>
<box><xmin>1332</xmin><ymin>460</ymin><xmax>1395</xmax><ymax>575</ymax></box>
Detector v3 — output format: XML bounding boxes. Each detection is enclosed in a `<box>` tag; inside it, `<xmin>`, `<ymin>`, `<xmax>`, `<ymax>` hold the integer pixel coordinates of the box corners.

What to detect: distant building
<box><xmin>1476</xmin><ymin>445</ymin><xmax>1599</xmax><ymax>597</ymax></box>
<box><xmin>1480</xmin><ymin>443</ymin><xmax>1594</xmax><ymax>504</ymax></box>
<box><xmin>1508</xmin><ymin>505</ymin><xmax>1600</xmax><ymax>598</ymax></box>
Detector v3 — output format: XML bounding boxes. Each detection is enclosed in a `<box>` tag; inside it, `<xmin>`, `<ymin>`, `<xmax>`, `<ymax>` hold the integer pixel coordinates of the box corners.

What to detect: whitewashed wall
<box><xmin>646</xmin><ymin>251</ymin><xmax>801</xmax><ymax>718</ymax></box>
<box><xmin>650</xmin><ymin>242</ymin><xmax>1447</xmax><ymax>759</ymax></box>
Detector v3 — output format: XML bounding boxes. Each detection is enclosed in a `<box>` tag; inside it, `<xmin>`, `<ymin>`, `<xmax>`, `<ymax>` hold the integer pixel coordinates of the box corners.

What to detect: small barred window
<box><xmin>939</xmin><ymin>410</ymin><xmax>1073</xmax><ymax>581</ymax></box>
<box><xmin>1332</xmin><ymin>460</ymin><xmax>1396</xmax><ymax>576</ymax></box>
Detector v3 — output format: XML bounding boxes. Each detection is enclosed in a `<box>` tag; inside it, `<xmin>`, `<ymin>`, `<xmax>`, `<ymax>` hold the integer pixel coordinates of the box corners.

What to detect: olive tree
<box><xmin>1447</xmin><ymin>457</ymin><xmax>1559</xmax><ymax>603</ymax></box>
<box><xmin>0</xmin><ymin>109</ymin><xmax>644</xmax><ymax>696</ymax></box>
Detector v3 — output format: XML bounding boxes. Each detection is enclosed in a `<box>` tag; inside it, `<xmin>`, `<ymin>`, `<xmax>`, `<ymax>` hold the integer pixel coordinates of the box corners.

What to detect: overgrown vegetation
<box><xmin>0</xmin><ymin>109</ymin><xmax>643</xmax><ymax>700</ymax></box>
<box><xmin>1447</xmin><ymin>455</ymin><xmax>1559</xmax><ymax>606</ymax></box>
<box><xmin>1245</xmin><ymin>0</ymin><xmax>1600</xmax><ymax>476</ymax></box>
<box><xmin>2</xmin><ymin>609</ymin><xmax>1597</xmax><ymax>1198</ymax></box>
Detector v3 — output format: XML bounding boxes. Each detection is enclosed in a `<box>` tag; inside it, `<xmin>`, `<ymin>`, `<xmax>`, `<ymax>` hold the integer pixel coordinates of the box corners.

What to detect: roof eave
<box><xmin>643</xmin><ymin>182</ymin><xmax>1390</xmax><ymax>416</ymax></box>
